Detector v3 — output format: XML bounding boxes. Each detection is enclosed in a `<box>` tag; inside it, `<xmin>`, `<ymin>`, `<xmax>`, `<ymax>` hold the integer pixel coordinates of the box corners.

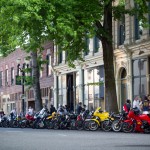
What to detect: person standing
<box><xmin>147</xmin><ymin>94</ymin><xmax>150</xmax><ymax>113</ymax></box>
<box><xmin>133</xmin><ymin>96</ymin><xmax>140</xmax><ymax>109</ymax></box>
<box><xmin>0</xmin><ymin>109</ymin><xmax>4</xmax><ymax>117</ymax></box>
<box><xmin>10</xmin><ymin>108</ymin><xmax>17</xmax><ymax>120</ymax></box>
<box><xmin>49</xmin><ymin>104</ymin><xmax>56</xmax><ymax>114</ymax></box>
<box><xmin>57</xmin><ymin>104</ymin><xmax>65</xmax><ymax>115</ymax></box>
<box><xmin>141</xmin><ymin>95</ymin><xmax>150</xmax><ymax>114</ymax></box>
<box><xmin>76</xmin><ymin>102</ymin><xmax>82</xmax><ymax>115</ymax></box>
<box><xmin>28</xmin><ymin>106</ymin><xmax>34</xmax><ymax>116</ymax></box>
<box><xmin>123</xmin><ymin>99</ymin><xmax>131</xmax><ymax>113</ymax></box>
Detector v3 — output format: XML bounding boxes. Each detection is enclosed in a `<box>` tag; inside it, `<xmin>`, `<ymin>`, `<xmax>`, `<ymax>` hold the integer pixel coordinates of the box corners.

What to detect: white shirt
<box><xmin>28</xmin><ymin>108</ymin><xmax>33</xmax><ymax>115</ymax></box>
<box><xmin>133</xmin><ymin>100</ymin><xmax>140</xmax><ymax>109</ymax></box>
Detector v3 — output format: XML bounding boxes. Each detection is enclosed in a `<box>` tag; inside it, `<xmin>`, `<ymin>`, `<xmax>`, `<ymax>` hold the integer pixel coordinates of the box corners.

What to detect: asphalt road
<box><xmin>0</xmin><ymin>128</ymin><xmax>150</xmax><ymax>150</ymax></box>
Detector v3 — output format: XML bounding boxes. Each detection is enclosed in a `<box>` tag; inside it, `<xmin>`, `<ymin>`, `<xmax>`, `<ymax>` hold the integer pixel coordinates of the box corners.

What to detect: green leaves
<box><xmin>0</xmin><ymin>0</ymin><xmax>149</xmax><ymax>63</ymax></box>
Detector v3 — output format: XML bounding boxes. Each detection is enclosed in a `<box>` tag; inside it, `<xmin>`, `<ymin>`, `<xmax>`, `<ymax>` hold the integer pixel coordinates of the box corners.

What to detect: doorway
<box><xmin>28</xmin><ymin>101</ymin><xmax>35</xmax><ymax>110</ymax></box>
<box><xmin>66</xmin><ymin>73</ymin><xmax>74</xmax><ymax>112</ymax></box>
<box><xmin>120</xmin><ymin>68</ymin><xmax>128</xmax><ymax>110</ymax></box>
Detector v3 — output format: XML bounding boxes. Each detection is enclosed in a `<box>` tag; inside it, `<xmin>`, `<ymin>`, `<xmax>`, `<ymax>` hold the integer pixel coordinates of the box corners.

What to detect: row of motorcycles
<box><xmin>0</xmin><ymin>107</ymin><xmax>150</xmax><ymax>133</ymax></box>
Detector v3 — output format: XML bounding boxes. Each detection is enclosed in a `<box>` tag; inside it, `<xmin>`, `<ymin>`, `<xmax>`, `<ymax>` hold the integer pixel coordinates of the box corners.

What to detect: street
<box><xmin>0</xmin><ymin>128</ymin><xmax>150</xmax><ymax>150</ymax></box>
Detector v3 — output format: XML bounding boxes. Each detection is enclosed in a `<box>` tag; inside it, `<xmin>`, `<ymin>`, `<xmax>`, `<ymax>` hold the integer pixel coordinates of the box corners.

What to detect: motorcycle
<box><xmin>9</xmin><ymin>115</ymin><xmax>22</xmax><ymax>128</ymax></box>
<box><xmin>0</xmin><ymin>115</ymin><xmax>10</xmax><ymax>127</ymax></box>
<box><xmin>33</xmin><ymin>110</ymin><xmax>53</xmax><ymax>129</ymax></box>
<box><xmin>101</xmin><ymin>112</ymin><xmax>117</xmax><ymax>132</ymax></box>
<box><xmin>122</xmin><ymin>108</ymin><xmax>150</xmax><ymax>133</ymax></box>
<box><xmin>87</xmin><ymin>107</ymin><xmax>110</xmax><ymax>131</ymax></box>
<box><xmin>20</xmin><ymin>113</ymin><xmax>36</xmax><ymax>128</ymax></box>
<box><xmin>61</xmin><ymin>113</ymin><xmax>77</xmax><ymax>130</ymax></box>
<box><xmin>75</xmin><ymin>110</ymin><xmax>93</xmax><ymax>130</ymax></box>
<box><xmin>111</xmin><ymin>111</ymin><xmax>128</xmax><ymax>132</ymax></box>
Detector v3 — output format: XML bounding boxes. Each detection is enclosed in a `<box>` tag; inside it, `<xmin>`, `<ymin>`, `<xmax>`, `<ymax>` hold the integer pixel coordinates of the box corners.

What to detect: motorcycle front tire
<box><xmin>88</xmin><ymin>120</ymin><xmax>99</xmax><ymax>131</ymax></box>
<box><xmin>101</xmin><ymin>120</ymin><xmax>112</xmax><ymax>132</ymax></box>
<box><xmin>112</xmin><ymin>120</ymin><xmax>122</xmax><ymax>132</ymax></box>
<box><xmin>122</xmin><ymin>122</ymin><xmax>134</xmax><ymax>133</ymax></box>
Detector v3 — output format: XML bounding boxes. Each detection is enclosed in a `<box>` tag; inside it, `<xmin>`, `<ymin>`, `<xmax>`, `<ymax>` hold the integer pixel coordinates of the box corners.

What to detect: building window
<box><xmin>11</xmin><ymin>67</ymin><xmax>14</xmax><ymax>85</ymax></box>
<box><xmin>5</xmin><ymin>69</ymin><xmax>8</xmax><ymax>86</ymax></box>
<box><xmin>40</xmin><ymin>59</ymin><xmax>43</xmax><ymax>78</ymax></box>
<box><xmin>132</xmin><ymin>58</ymin><xmax>147</xmax><ymax>98</ymax></box>
<box><xmin>118</xmin><ymin>16</ymin><xmax>125</xmax><ymax>45</ymax></box>
<box><xmin>58</xmin><ymin>46</ymin><xmax>63</xmax><ymax>64</ymax></box>
<box><xmin>0</xmin><ymin>71</ymin><xmax>3</xmax><ymax>87</ymax></box>
<box><xmin>46</xmin><ymin>55</ymin><xmax>51</xmax><ymax>76</ymax></box>
<box><xmin>93</xmin><ymin>36</ymin><xmax>99</xmax><ymax>53</ymax></box>
<box><xmin>84</xmin><ymin>65</ymin><xmax>104</xmax><ymax>110</ymax></box>
<box><xmin>84</xmin><ymin>37</ymin><xmax>89</xmax><ymax>56</ymax></box>
<box><xmin>134</xmin><ymin>3</ymin><xmax>143</xmax><ymax>40</ymax></box>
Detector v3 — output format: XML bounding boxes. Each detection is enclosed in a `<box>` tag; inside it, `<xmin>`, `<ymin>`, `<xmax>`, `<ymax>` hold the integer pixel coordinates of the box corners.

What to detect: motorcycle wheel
<box><xmin>143</xmin><ymin>128</ymin><xmax>150</xmax><ymax>133</ymax></box>
<box><xmin>53</xmin><ymin>122</ymin><xmax>60</xmax><ymax>130</ymax></box>
<box><xmin>101</xmin><ymin>120</ymin><xmax>112</xmax><ymax>132</ymax></box>
<box><xmin>12</xmin><ymin>120</ymin><xmax>19</xmax><ymax>128</ymax></box>
<box><xmin>68</xmin><ymin>120</ymin><xmax>76</xmax><ymax>130</ymax></box>
<box><xmin>84</xmin><ymin>121</ymin><xmax>90</xmax><ymax>131</ymax></box>
<box><xmin>20</xmin><ymin>121</ymin><xmax>26</xmax><ymax>128</ymax></box>
<box><xmin>112</xmin><ymin>120</ymin><xmax>122</xmax><ymax>132</ymax></box>
<box><xmin>45</xmin><ymin>120</ymin><xmax>52</xmax><ymax>129</ymax></box>
<box><xmin>76</xmin><ymin>120</ymin><xmax>84</xmax><ymax>130</ymax></box>
<box><xmin>88</xmin><ymin>120</ymin><xmax>99</xmax><ymax>131</ymax></box>
<box><xmin>122</xmin><ymin>122</ymin><xmax>134</xmax><ymax>133</ymax></box>
<box><xmin>2</xmin><ymin>121</ymin><xmax>9</xmax><ymax>128</ymax></box>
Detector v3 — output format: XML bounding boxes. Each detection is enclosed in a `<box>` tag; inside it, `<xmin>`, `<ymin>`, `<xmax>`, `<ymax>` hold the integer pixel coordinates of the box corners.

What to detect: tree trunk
<box><xmin>31</xmin><ymin>51</ymin><xmax>42</xmax><ymax>112</ymax></box>
<box><xmin>101</xmin><ymin>1</ymin><xmax>118</xmax><ymax>112</ymax></box>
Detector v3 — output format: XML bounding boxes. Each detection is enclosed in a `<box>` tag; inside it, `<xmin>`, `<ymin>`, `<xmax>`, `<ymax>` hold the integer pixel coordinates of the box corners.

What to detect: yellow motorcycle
<box><xmin>87</xmin><ymin>107</ymin><xmax>110</xmax><ymax>131</ymax></box>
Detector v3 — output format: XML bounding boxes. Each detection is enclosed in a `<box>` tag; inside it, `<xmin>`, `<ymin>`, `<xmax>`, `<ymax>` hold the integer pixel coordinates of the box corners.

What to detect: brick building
<box><xmin>0</xmin><ymin>42</ymin><xmax>54</xmax><ymax>115</ymax></box>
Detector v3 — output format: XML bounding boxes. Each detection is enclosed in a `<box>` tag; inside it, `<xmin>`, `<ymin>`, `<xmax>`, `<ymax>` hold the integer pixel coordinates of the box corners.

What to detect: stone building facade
<box><xmin>52</xmin><ymin>0</ymin><xmax>150</xmax><ymax>112</ymax></box>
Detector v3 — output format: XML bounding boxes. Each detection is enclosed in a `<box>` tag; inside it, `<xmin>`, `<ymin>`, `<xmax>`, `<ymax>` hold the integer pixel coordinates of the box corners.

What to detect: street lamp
<box><xmin>16</xmin><ymin>58</ymin><xmax>29</xmax><ymax>116</ymax></box>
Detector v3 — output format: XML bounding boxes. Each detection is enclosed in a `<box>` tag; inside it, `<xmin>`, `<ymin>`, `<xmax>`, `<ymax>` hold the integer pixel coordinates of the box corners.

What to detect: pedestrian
<box><xmin>64</xmin><ymin>105</ymin><xmax>69</xmax><ymax>112</ymax></box>
<box><xmin>49</xmin><ymin>104</ymin><xmax>56</xmax><ymax>114</ymax></box>
<box><xmin>81</xmin><ymin>104</ymin><xmax>87</xmax><ymax>112</ymax></box>
<box><xmin>133</xmin><ymin>96</ymin><xmax>141</xmax><ymax>110</ymax></box>
<box><xmin>141</xmin><ymin>95</ymin><xmax>150</xmax><ymax>114</ymax></box>
<box><xmin>10</xmin><ymin>108</ymin><xmax>17</xmax><ymax>120</ymax></box>
<box><xmin>0</xmin><ymin>108</ymin><xmax>5</xmax><ymax>118</ymax></box>
<box><xmin>57</xmin><ymin>104</ymin><xmax>65</xmax><ymax>115</ymax></box>
<box><xmin>147</xmin><ymin>94</ymin><xmax>150</xmax><ymax>113</ymax></box>
<box><xmin>123</xmin><ymin>99</ymin><xmax>131</xmax><ymax>113</ymax></box>
<box><xmin>27</xmin><ymin>106</ymin><xmax>34</xmax><ymax>116</ymax></box>
<box><xmin>76</xmin><ymin>102</ymin><xmax>82</xmax><ymax>115</ymax></box>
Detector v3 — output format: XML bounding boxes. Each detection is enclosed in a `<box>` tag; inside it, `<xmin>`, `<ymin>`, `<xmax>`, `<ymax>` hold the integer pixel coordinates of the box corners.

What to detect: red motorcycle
<box><xmin>122</xmin><ymin>108</ymin><xmax>150</xmax><ymax>133</ymax></box>
<box><xmin>20</xmin><ymin>113</ymin><xmax>37</xmax><ymax>128</ymax></box>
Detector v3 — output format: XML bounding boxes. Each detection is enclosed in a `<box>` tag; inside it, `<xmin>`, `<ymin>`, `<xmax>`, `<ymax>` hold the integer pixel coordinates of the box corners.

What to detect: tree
<box><xmin>0</xmin><ymin>0</ymin><xmax>149</xmax><ymax>112</ymax></box>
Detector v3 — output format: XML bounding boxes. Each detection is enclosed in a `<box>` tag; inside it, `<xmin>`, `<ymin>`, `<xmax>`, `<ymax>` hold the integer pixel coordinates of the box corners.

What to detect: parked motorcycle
<box><xmin>0</xmin><ymin>115</ymin><xmax>10</xmax><ymax>127</ymax></box>
<box><xmin>75</xmin><ymin>110</ymin><xmax>93</xmax><ymax>130</ymax></box>
<box><xmin>88</xmin><ymin>107</ymin><xmax>110</xmax><ymax>131</ymax></box>
<box><xmin>111</xmin><ymin>111</ymin><xmax>128</xmax><ymax>132</ymax></box>
<box><xmin>33</xmin><ymin>110</ymin><xmax>53</xmax><ymax>129</ymax></box>
<box><xmin>122</xmin><ymin>108</ymin><xmax>150</xmax><ymax>133</ymax></box>
<box><xmin>101</xmin><ymin>112</ymin><xmax>117</xmax><ymax>132</ymax></box>
<box><xmin>20</xmin><ymin>113</ymin><xmax>36</xmax><ymax>128</ymax></box>
<box><xmin>63</xmin><ymin>113</ymin><xmax>77</xmax><ymax>130</ymax></box>
<box><xmin>9</xmin><ymin>115</ymin><xmax>22</xmax><ymax>128</ymax></box>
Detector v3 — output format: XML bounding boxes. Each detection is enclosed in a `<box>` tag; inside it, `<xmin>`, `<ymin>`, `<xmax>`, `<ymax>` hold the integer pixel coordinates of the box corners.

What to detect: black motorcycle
<box><xmin>0</xmin><ymin>115</ymin><xmax>10</xmax><ymax>127</ymax></box>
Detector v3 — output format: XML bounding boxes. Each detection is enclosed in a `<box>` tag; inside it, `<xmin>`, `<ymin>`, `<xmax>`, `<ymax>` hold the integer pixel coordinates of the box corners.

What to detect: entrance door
<box><xmin>67</xmin><ymin>73</ymin><xmax>74</xmax><ymax>112</ymax></box>
<box><xmin>120</xmin><ymin>68</ymin><xmax>127</xmax><ymax>110</ymax></box>
<box><xmin>28</xmin><ymin>101</ymin><xmax>35</xmax><ymax>110</ymax></box>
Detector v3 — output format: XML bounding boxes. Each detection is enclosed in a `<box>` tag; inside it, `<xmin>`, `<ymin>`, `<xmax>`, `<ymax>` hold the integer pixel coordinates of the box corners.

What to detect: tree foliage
<box><xmin>0</xmin><ymin>0</ymin><xmax>149</xmax><ymax>112</ymax></box>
